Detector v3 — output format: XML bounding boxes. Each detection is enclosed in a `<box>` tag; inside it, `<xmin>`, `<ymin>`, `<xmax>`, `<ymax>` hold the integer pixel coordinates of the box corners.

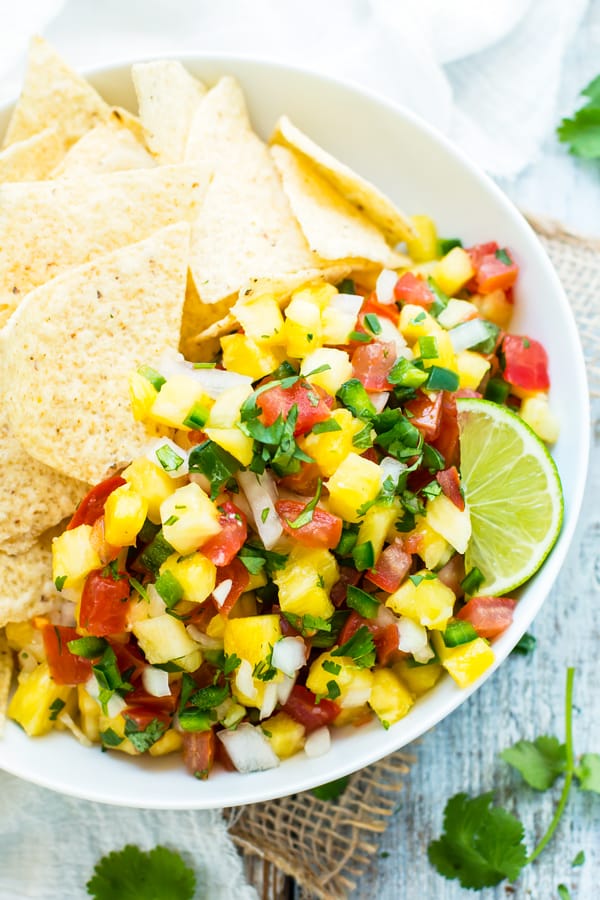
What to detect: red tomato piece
<box><xmin>404</xmin><ymin>391</ymin><xmax>443</xmax><ymax>441</ymax></box>
<box><xmin>214</xmin><ymin>558</ymin><xmax>250</xmax><ymax>617</ymax></box>
<box><xmin>403</xmin><ymin>533</ymin><xmax>424</xmax><ymax>555</ymax></box>
<box><xmin>361</xmin><ymin>292</ymin><xmax>400</xmax><ymax>325</ymax></box>
<box><xmin>257</xmin><ymin>380</ymin><xmax>332</xmax><ymax>436</ymax></box>
<box><xmin>183</xmin><ymin>730</ymin><xmax>216</xmax><ymax>778</ymax></box>
<box><xmin>337</xmin><ymin>611</ymin><xmax>399</xmax><ymax>666</ymax></box>
<box><xmin>122</xmin><ymin>705</ymin><xmax>172</xmax><ymax>734</ymax></box>
<box><xmin>430</xmin><ymin>392</ymin><xmax>459</xmax><ymax>467</ymax></box>
<box><xmin>79</xmin><ymin>569</ymin><xmax>131</xmax><ymax>637</ymax></box>
<box><xmin>278</xmin><ymin>461</ymin><xmax>321</xmax><ymax>496</ymax></box>
<box><xmin>41</xmin><ymin>624</ymin><xmax>92</xmax><ymax>685</ymax></box>
<box><xmin>282</xmin><ymin>685</ymin><xmax>340</xmax><ymax>733</ymax></box>
<box><xmin>67</xmin><ymin>475</ymin><xmax>126</xmax><ymax>530</ymax></box>
<box><xmin>437</xmin><ymin>553</ymin><xmax>466</xmax><ymax>598</ymax></box>
<box><xmin>126</xmin><ymin>679</ymin><xmax>181</xmax><ymax>714</ymax></box>
<box><xmin>202</xmin><ymin>500</ymin><xmax>247</xmax><ymax>566</ymax></box>
<box><xmin>351</xmin><ymin>341</ymin><xmax>397</xmax><ymax>392</ymax></box>
<box><xmin>376</xmin><ymin>624</ymin><xmax>401</xmax><ymax>666</ymax></box>
<box><xmin>366</xmin><ymin>538</ymin><xmax>412</xmax><ymax>593</ymax></box>
<box><xmin>467</xmin><ymin>241</ymin><xmax>498</xmax><ymax>269</ymax></box>
<box><xmin>187</xmin><ymin>599</ymin><xmax>218</xmax><ymax>632</ymax></box>
<box><xmin>436</xmin><ymin>466</ymin><xmax>465</xmax><ymax>511</ymax></box>
<box><xmin>330</xmin><ymin>566</ymin><xmax>362</xmax><ymax>607</ymax></box>
<box><xmin>467</xmin><ymin>242</ymin><xmax>518</xmax><ymax>293</ymax></box>
<box><xmin>112</xmin><ymin>641</ymin><xmax>147</xmax><ymax>684</ymax></box>
<box><xmin>457</xmin><ymin>596</ymin><xmax>516</xmax><ymax>640</ymax></box>
<box><xmin>455</xmin><ymin>389</ymin><xmax>482</xmax><ymax>399</ymax></box>
<box><xmin>276</xmin><ymin>500</ymin><xmax>343</xmax><ymax>549</ymax></box>
<box><xmin>501</xmin><ymin>335</ymin><xmax>550</xmax><ymax>392</ymax></box>
<box><xmin>393</xmin><ymin>272</ymin><xmax>435</xmax><ymax>309</ymax></box>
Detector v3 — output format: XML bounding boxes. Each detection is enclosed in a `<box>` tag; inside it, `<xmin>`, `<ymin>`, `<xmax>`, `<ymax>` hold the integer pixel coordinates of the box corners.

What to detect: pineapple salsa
<box><xmin>7</xmin><ymin>231</ymin><xmax>559</xmax><ymax>779</ymax></box>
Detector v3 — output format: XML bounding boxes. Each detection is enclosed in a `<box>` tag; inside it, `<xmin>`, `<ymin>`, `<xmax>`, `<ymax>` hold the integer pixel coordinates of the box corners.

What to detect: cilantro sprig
<box><xmin>557</xmin><ymin>74</ymin><xmax>600</xmax><ymax>158</ymax></box>
<box><xmin>87</xmin><ymin>845</ymin><xmax>195</xmax><ymax>900</ymax></box>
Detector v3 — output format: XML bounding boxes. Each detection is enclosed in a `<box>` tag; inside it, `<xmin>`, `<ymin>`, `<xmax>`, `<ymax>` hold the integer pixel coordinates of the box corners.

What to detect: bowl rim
<box><xmin>0</xmin><ymin>51</ymin><xmax>591</xmax><ymax>809</ymax></box>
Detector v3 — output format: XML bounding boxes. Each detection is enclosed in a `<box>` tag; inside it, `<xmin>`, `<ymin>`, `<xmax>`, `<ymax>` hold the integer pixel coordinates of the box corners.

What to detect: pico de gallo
<box><xmin>7</xmin><ymin>229</ymin><xmax>558</xmax><ymax>779</ymax></box>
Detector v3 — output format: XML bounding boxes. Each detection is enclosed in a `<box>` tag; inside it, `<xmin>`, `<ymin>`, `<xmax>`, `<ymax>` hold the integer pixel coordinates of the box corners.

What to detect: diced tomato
<box><xmin>436</xmin><ymin>554</ymin><xmax>466</xmax><ymax>598</ymax></box>
<box><xmin>330</xmin><ymin>566</ymin><xmax>362</xmax><ymax>607</ymax></box>
<box><xmin>467</xmin><ymin>241</ymin><xmax>498</xmax><ymax>269</ymax></box>
<box><xmin>122</xmin><ymin>705</ymin><xmax>172</xmax><ymax>734</ymax></box>
<box><xmin>338</xmin><ymin>610</ymin><xmax>365</xmax><ymax>647</ymax></box>
<box><xmin>337</xmin><ymin>611</ymin><xmax>399</xmax><ymax>666</ymax></box>
<box><xmin>79</xmin><ymin>569</ymin><xmax>131</xmax><ymax>637</ymax></box>
<box><xmin>351</xmin><ymin>341</ymin><xmax>397</xmax><ymax>392</ymax></box>
<box><xmin>403</xmin><ymin>533</ymin><xmax>423</xmax><ymax>555</ymax></box>
<box><xmin>467</xmin><ymin>242</ymin><xmax>519</xmax><ymax>293</ymax></box>
<box><xmin>436</xmin><ymin>466</ymin><xmax>464</xmax><ymax>511</ymax></box>
<box><xmin>360</xmin><ymin>292</ymin><xmax>400</xmax><ymax>325</ymax></box>
<box><xmin>278</xmin><ymin>461</ymin><xmax>321</xmax><ymax>496</ymax></box>
<box><xmin>41</xmin><ymin>624</ymin><xmax>92</xmax><ymax>685</ymax></box>
<box><xmin>455</xmin><ymin>389</ymin><xmax>482</xmax><ymax>399</ymax></box>
<box><xmin>276</xmin><ymin>500</ymin><xmax>343</xmax><ymax>549</ymax></box>
<box><xmin>360</xmin><ymin>446</ymin><xmax>380</xmax><ymax>465</ymax></box>
<box><xmin>366</xmin><ymin>538</ymin><xmax>412</xmax><ymax>593</ymax></box>
<box><xmin>375</xmin><ymin>624</ymin><xmax>402</xmax><ymax>666</ymax></box>
<box><xmin>430</xmin><ymin>392</ymin><xmax>459</xmax><ymax>467</ymax></box>
<box><xmin>67</xmin><ymin>475</ymin><xmax>126</xmax><ymax>530</ymax></box>
<box><xmin>257</xmin><ymin>380</ymin><xmax>332</xmax><ymax>436</ymax></box>
<box><xmin>457</xmin><ymin>596</ymin><xmax>516</xmax><ymax>640</ymax></box>
<box><xmin>112</xmin><ymin>641</ymin><xmax>147</xmax><ymax>684</ymax></box>
<box><xmin>282</xmin><ymin>685</ymin><xmax>340</xmax><ymax>733</ymax></box>
<box><xmin>187</xmin><ymin>430</ymin><xmax>209</xmax><ymax>445</ymax></box>
<box><xmin>214</xmin><ymin>558</ymin><xmax>250</xmax><ymax>616</ymax></box>
<box><xmin>394</xmin><ymin>272</ymin><xmax>435</xmax><ymax>309</ymax></box>
<box><xmin>404</xmin><ymin>391</ymin><xmax>443</xmax><ymax>441</ymax></box>
<box><xmin>202</xmin><ymin>500</ymin><xmax>247</xmax><ymax>566</ymax></box>
<box><xmin>501</xmin><ymin>334</ymin><xmax>550</xmax><ymax>392</ymax></box>
<box><xmin>187</xmin><ymin>599</ymin><xmax>218</xmax><ymax>631</ymax></box>
<box><xmin>126</xmin><ymin>680</ymin><xmax>181</xmax><ymax>714</ymax></box>
<box><xmin>183</xmin><ymin>730</ymin><xmax>216</xmax><ymax>778</ymax></box>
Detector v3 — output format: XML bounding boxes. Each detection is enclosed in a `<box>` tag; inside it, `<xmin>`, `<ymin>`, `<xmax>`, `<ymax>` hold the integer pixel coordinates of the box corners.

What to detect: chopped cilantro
<box><xmin>574</xmin><ymin>753</ymin><xmax>600</xmax><ymax>793</ymax></box>
<box><xmin>557</xmin><ymin>74</ymin><xmax>600</xmax><ymax>158</ymax></box>
<box><xmin>190</xmin><ymin>683</ymin><xmax>230</xmax><ymax>710</ymax></box>
<box><xmin>87</xmin><ymin>844</ymin><xmax>195</xmax><ymax>900</ymax></box>
<box><xmin>260</xmin><ymin>506</ymin><xmax>270</xmax><ymax>523</ymax></box>
<box><xmin>348</xmin><ymin>330</ymin><xmax>372</xmax><ymax>343</ymax></box>
<box><xmin>54</xmin><ymin>575</ymin><xmax>67</xmax><ymax>592</ymax></box>
<box><xmin>188</xmin><ymin>440</ymin><xmax>240</xmax><ymax>499</ymax></box>
<box><xmin>123</xmin><ymin>716</ymin><xmax>166</xmax><ymax>752</ymax></box>
<box><xmin>332</xmin><ymin>625</ymin><xmax>376</xmax><ymax>668</ymax></box>
<box><xmin>325</xmin><ymin>680</ymin><xmax>341</xmax><ymax>700</ymax></box>
<box><xmin>100</xmin><ymin>728</ymin><xmax>124</xmax><ymax>748</ymax></box>
<box><xmin>512</xmin><ymin>632</ymin><xmax>537</xmax><ymax>656</ymax></box>
<box><xmin>48</xmin><ymin>698</ymin><xmax>66</xmax><ymax>721</ymax></box>
<box><xmin>311</xmin><ymin>418</ymin><xmax>342</xmax><ymax>435</ymax></box>
<box><xmin>128</xmin><ymin>576</ymin><xmax>149</xmax><ymax>602</ymax></box>
<box><xmin>336</xmin><ymin>278</ymin><xmax>356</xmax><ymax>294</ymax></box>
<box><xmin>571</xmin><ymin>850</ymin><xmax>585</xmax><ymax>867</ymax></box>
<box><xmin>322</xmin><ymin>659</ymin><xmax>342</xmax><ymax>676</ymax></box>
<box><xmin>312</xmin><ymin>775</ymin><xmax>350</xmax><ymax>801</ymax></box>
<box><xmin>285</xmin><ymin>479</ymin><xmax>322</xmax><ymax>530</ymax></box>
<box><xmin>92</xmin><ymin>646</ymin><xmax>133</xmax><ymax>714</ymax></box>
<box><xmin>501</xmin><ymin>737</ymin><xmax>567</xmax><ymax>791</ymax></box>
<box><xmin>67</xmin><ymin>636</ymin><xmax>108</xmax><ymax>658</ymax></box>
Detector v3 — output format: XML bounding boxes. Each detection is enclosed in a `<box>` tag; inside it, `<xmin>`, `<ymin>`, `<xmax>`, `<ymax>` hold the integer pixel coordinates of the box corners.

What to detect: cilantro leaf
<box><xmin>574</xmin><ymin>753</ymin><xmax>600</xmax><ymax>793</ymax></box>
<box><xmin>311</xmin><ymin>775</ymin><xmax>350</xmax><ymax>801</ymax></box>
<box><xmin>427</xmin><ymin>792</ymin><xmax>527</xmax><ymax>889</ymax></box>
<box><xmin>123</xmin><ymin>717</ymin><xmax>166</xmax><ymax>753</ymax></box>
<box><xmin>571</xmin><ymin>849</ymin><xmax>585</xmax><ymax>867</ymax></box>
<box><xmin>500</xmin><ymin>736</ymin><xmax>567</xmax><ymax>791</ymax></box>
<box><xmin>557</xmin><ymin>75</ymin><xmax>600</xmax><ymax>158</ymax></box>
<box><xmin>332</xmin><ymin>625</ymin><xmax>376</xmax><ymax>668</ymax></box>
<box><xmin>87</xmin><ymin>844</ymin><xmax>195</xmax><ymax>900</ymax></box>
<box><xmin>558</xmin><ymin>885</ymin><xmax>572</xmax><ymax>900</ymax></box>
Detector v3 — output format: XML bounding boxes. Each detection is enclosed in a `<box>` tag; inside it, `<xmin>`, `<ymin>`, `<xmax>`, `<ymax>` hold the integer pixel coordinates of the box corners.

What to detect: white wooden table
<box><xmin>353</xmin><ymin>3</ymin><xmax>600</xmax><ymax>897</ymax></box>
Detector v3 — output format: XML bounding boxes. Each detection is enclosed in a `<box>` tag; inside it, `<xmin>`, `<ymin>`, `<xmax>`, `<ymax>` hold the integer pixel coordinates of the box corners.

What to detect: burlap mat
<box><xmin>224</xmin><ymin>219</ymin><xmax>600</xmax><ymax>900</ymax></box>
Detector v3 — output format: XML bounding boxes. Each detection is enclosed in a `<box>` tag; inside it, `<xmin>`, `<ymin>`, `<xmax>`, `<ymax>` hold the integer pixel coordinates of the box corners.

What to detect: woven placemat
<box><xmin>224</xmin><ymin>219</ymin><xmax>599</xmax><ymax>900</ymax></box>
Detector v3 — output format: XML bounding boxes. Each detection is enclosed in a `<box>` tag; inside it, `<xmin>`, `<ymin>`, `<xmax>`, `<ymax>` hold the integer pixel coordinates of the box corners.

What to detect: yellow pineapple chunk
<box><xmin>148</xmin><ymin>729</ymin><xmax>184</xmax><ymax>756</ymax></box>
<box><xmin>414</xmin><ymin>329</ymin><xmax>457</xmax><ymax>372</ymax></box>
<box><xmin>233</xmin><ymin>293</ymin><xmax>285</xmax><ymax>345</ymax></box>
<box><xmin>52</xmin><ymin>524</ymin><xmax>101</xmax><ymax>591</ymax></box>
<box><xmin>159</xmin><ymin>552</ymin><xmax>216</xmax><ymax>605</ymax></box>
<box><xmin>433</xmin><ymin>247</ymin><xmax>475</xmax><ymax>296</ymax></box>
<box><xmin>398</xmin><ymin>304</ymin><xmax>441</xmax><ymax>343</ymax></box>
<box><xmin>8</xmin><ymin>663</ymin><xmax>73</xmax><ymax>736</ymax></box>
<box><xmin>274</xmin><ymin>546</ymin><xmax>338</xmax><ymax>620</ymax></box>
<box><xmin>104</xmin><ymin>484</ymin><xmax>148</xmax><ymax>546</ymax></box>
<box><xmin>160</xmin><ymin>482</ymin><xmax>221</xmax><ymax>555</ymax></box>
<box><xmin>97</xmin><ymin>712</ymin><xmax>138</xmax><ymax>755</ymax></box>
<box><xmin>204</xmin><ymin>426</ymin><xmax>254</xmax><ymax>465</ymax></box>
<box><xmin>300</xmin><ymin>409</ymin><xmax>363</xmax><ymax>477</ymax></box>
<box><xmin>300</xmin><ymin>348</ymin><xmax>353</xmax><ymax>396</ymax></box>
<box><xmin>425</xmin><ymin>493</ymin><xmax>471</xmax><ymax>554</ymax></box>
<box><xmin>432</xmin><ymin>632</ymin><xmax>495</xmax><ymax>688</ymax></box>
<box><xmin>409</xmin><ymin>516</ymin><xmax>453</xmax><ymax>570</ymax></box>
<box><xmin>224</xmin><ymin>615</ymin><xmax>282</xmax><ymax>667</ymax></box>
<box><xmin>77</xmin><ymin>684</ymin><xmax>101</xmax><ymax>743</ymax></box>
<box><xmin>456</xmin><ymin>350</ymin><xmax>490</xmax><ymax>390</ymax></box>
<box><xmin>149</xmin><ymin>373</ymin><xmax>213</xmax><ymax>431</ymax></box>
<box><xmin>284</xmin><ymin>295</ymin><xmax>322</xmax><ymax>358</ymax></box>
<box><xmin>133</xmin><ymin>614</ymin><xmax>200</xmax><ymax>665</ymax></box>
<box><xmin>129</xmin><ymin>370</ymin><xmax>158</xmax><ymax>421</ymax></box>
<box><xmin>405</xmin><ymin>214</ymin><xmax>438</xmax><ymax>262</ymax></box>
<box><xmin>206</xmin><ymin>384</ymin><xmax>253</xmax><ymax>428</ymax></box>
<box><xmin>122</xmin><ymin>457</ymin><xmax>180</xmax><ymax>525</ymax></box>
<box><xmin>357</xmin><ymin>503</ymin><xmax>400</xmax><ymax>561</ymax></box>
<box><xmin>394</xmin><ymin>659</ymin><xmax>444</xmax><ymax>696</ymax></box>
<box><xmin>386</xmin><ymin>570</ymin><xmax>455</xmax><ymax>630</ymax></box>
<box><xmin>326</xmin><ymin>453</ymin><xmax>381</xmax><ymax>523</ymax></box>
<box><xmin>221</xmin><ymin>333</ymin><xmax>285</xmax><ymax>379</ymax></box>
<box><xmin>369</xmin><ymin>668</ymin><xmax>414</xmax><ymax>728</ymax></box>
<box><xmin>306</xmin><ymin>652</ymin><xmax>374</xmax><ymax>708</ymax></box>
<box><xmin>520</xmin><ymin>395</ymin><xmax>560</xmax><ymax>444</ymax></box>
<box><xmin>5</xmin><ymin>621</ymin><xmax>36</xmax><ymax>651</ymax></box>
<box><xmin>293</xmin><ymin>282</ymin><xmax>338</xmax><ymax>311</ymax></box>
<box><xmin>262</xmin><ymin>712</ymin><xmax>306</xmax><ymax>759</ymax></box>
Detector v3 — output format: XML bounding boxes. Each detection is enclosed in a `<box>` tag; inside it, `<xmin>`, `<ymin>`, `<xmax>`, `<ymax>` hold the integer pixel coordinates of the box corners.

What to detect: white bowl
<box><xmin>0</xmin><ymin>55</ymin><xmax>589</xmax><ymax>809</ymax></box>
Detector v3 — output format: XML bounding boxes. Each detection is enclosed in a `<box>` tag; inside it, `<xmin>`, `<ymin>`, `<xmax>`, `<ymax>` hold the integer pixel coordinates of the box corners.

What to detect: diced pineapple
<box><xmin>414</xmin><ymin>329</ymin><xmax>457</xmax><ymax>372</ymax></box>
<box><xmin>160</xmin><ymin>482</ymin><xmax>221</xmax><ymax>555</ymax></box>
<box><xmin>399</xmin><ymin>304</ymin><xmax>441</xmax><ymax>342</ymax></box>
<box><xmin>437</xmin><ymin>298</ymin><xmax>480</xmax><ymax>329</ymax></box>
<box><xmin>405</xmin><ymin>214</ymin><xmax>438</xmax><ymax>262</ymax></box>
<box><xmin>77</xmin><ymin>683</ymin><xmax>101</xmax><ymax>742</ymax></box>
<box><xmin>204</xmin><ymin>426</ymin><xmax>254</xmax><ymax>465</ymax></box>
<box><xmin>473</xmin><ymin>289</ymin><xmax>513</xmax><ymax>329</ymax></box>
<box><xmin>293</xmin><ymin>282</ymin><xmax>338</xmax><ymax>311</ymax></box>
<box><xmin>224</xmin><ymin>615</ymin><xmax>282</xmax><ymax>667</ymax></box>
<box><xmin>274</xmin><ymin>546</ymin><xmax>338</xmax><ymax>619</ymax></box>
<box><xmin>175</xmin><ymin>649</ymin><xmax>203</xmax><ymax>673</ymax></box>
<box><xmin>262</xmin><ymin>712</ymin><xmax>306</xmax><ymax>759</ymax></box>
<box><xmin>206</xmin><ymin>613</ymin><xmax>226</xmax><ymax>639</ymax></box>
<box><xmin>104</xmin><ymin>484</ymin><xmax>148</xmax><ymax>546</ymax></box>
<box><xmin>221</xmin><ymin>333</ymin><xmax>285</xmax><ymax>379</ymax></box>
<box><xmin>357</xmin><ymin>503</ymin><xmax>400</xmax><ymax>561</ymax></box>
<box><xmin>432</xmin><ymin>632</ymin><xmax>495</xmax><ymax>688</ymax></box>
<box><xmin>369</xmin><ymin>668</ymin><xmax>414</xmax><ymax>728</ymax></box>
<box><xmin>247</xmin><ymin>570</ymin><xmax>267</xmax><ymax>591</ymax></box>
<box><xmin>386</xmin><ymin>570</ymin><xmax>455</xmax><ymax>630</ymax></box>
<box><xmin>97</xmin><ymin>712</ymin><xmax>138</xmax><ymax>755</ymax></box>
<box><xmin>228</xmin><ymin>592</ymin><xmax>258</xmax><ymax>618</ymax></box>
<box><xmin>284</xmin><ymin>295</ymin><xmax>322</xmax><ymax>358</ymax></box>
<box><xmin>306</xmin><ymin>652</ymin><xmax>374</xmax><ymax>708</ymax></box>
<box><xmin>206</xmin><ymin>384</ymin><xmax>253</xmax><ymax>428</ymax></box>
<box><xmin>148</xmin><ymin>729</ymin><xmax>183</xmax><ymax>756</ymax></box>
<box><xmin>8</xmin><ymin>662</ymin><xmax>73</xmax><ymax>736</ymax></box>
<box><xmin>5</xmin><ymin>621</ymin><xmax>35</xmax><ymax>651</ymax></box>
<box><xmin>129</xmin><ymin>370</ymin><xmax>158</xmax><ymax>421</ymax></box>
<box><xmin>321</xmin><ymin>303</ymin><xmax>358</xmax><ymax>345</ymax></box>
<box><xmin>149</xmin><ymin>373</ymin><xmax>214</xmax><ymax>431</ymax></box>
<box><xmin>394</xmin><ymin>659</ymin><xmax>443</xmax><ymax>696</ymax></box>
<box><xmin>159</xmin><ymin>552</ymin><xmax>216</xmax><ymax>605</ymax></box>
<box><xmin>425</xmin><ymin>493</ymin><xmax>471</xmax><ymax>554</ymax></box>
<box><xmin>300</xmin><ymin>409</ymin><xmax>363</xmax><ymax>477</ymax></box>
<box><xmin>326</xmin><ymin>453</ymin><xmax>382</xmax><ymax>523</ymax></box>
<box><xmin>122</xmin><ymin>457</ymin><xmax>179</xmax><ymax>525</ymax></box>
<box><xmin>300</xmin><ymin>348</ymin><xmax>353</xmax><ymax>396</ymax></box>
<box><xmin>233</xmin><ymin>293</ymin><xmax>285</xmax><ymax>345</ymax></box>
<box><xmin>52</xmin><ymin>524</ymin><xmax>101</xmax><ymax>591</ymax></box>
<box><xmin>456</xmin><ymin>350</ymin><xmax>490</xmax><ymax>390</ymax></box>
<box><xmin>433</xmin><ymin>247</ymin><xmax>475</xmax><ymax>296</ymax></box>
<box><xmin>408</xmin><ymin>517</ymin><xmax>453</xmax><ymax>570</ymax></box>
<box><xmin>133</xmin><ymin>614</ymin><xmax>200</xmax><ymax>665</ymax></box>
<box><xmin>333</xmin><ymin>705</ymin><xmax>372</xmax><ymax>726</ymax></box>
<box><xmin>520</xmin><ymin>395</ymin><xmax>559</xmax><ymax>444</ymax></box>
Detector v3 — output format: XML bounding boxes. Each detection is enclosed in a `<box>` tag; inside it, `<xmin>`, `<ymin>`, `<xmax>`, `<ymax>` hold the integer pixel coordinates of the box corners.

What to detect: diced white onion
<box><xmin>144</xmin><ymin>437</ymin><xmax>189</xmax><ymax>478</ymax></box>
<box><xmin>397</xmin><ymin>616</ymin><xmax>432</xmax><ymax>664</ymax></box>
<box><xmin>375</xmin><ymin>269</ymin><xmax>399</xmax><ymax>304</ymax></box>
<box><xmin>146</xmin><ymin>583</ymin><xmax>167</xmax><ymax>618</ymax></box>
<box><xmin>58</xmin><ymin>712</ymin><xmax>93</xmax><ymax>748</ymax></box>
<box><xmin>304</xmin><ymin>726</ymin><xmax>331</xmax><ymax>758</ymax></box>
<box><xmin>212</xmin><ymin>579</ymin><xmax>233</xmax><ymax>609</ymax></box>
<box><xmin>331</xmin><ymin>291</ymin><xmax>363</xmax><ymax>320</ymax></box>
<box><xmin>271</xmin><ymin>637</ymin><xmax>307</xmax><ymax>678</ymax></box>
<box><xmin>217</xmin><ymin>723</ymin><xmax>280</xmax><ymax>773</ymax></box>
<box><xmin>186</xmin><ymin>624</ymin><xmax>223</xmax><ymax>650</ymax></box>
<box><xmin>277</xmin><ymin>674</ymin><xmax>296</xmax><ymax>705</ymax></box>
<box><xmin>448</xmin><ymin>318</ymin><xmax>492</xmax><ymax>353</ymax></box>
<box><xmin>142</xmin><ymin>666</ymin><xmax>171</xmax><ymax>698</ymax></box>
<box><xmin>235</xmin><ymin>659</ymin><xmax>257</xmax><ymax>700</ymax></box>
<box><xmin>377</xmin><ymin>316</ymin><xmax>413</xmax><ymax>358</ymax></box>
<box><xmin>340</xmin><ymin>685</ymin><xmax>372</xmax><ymax>709</ymax></box>
<box><xmin>85</xmin><ymin>673</ymin><xmax>126</xmax><ymax>715</ymax></box>
<box><xmin>367</xmin><ymin>391</ymin><xmax>390</xmax><ymax>414</ymax></box>
<box><xmin>259</xmin><ymin>681</ymin><xmax>279</xmax><ymax>720</ymax></box>
<box><xmin>414</xmin><ymin>644</ymin><xmax>435</xmax><ymax>664</ymax></box>
<box><xmin>379</xmin><ymin>456</ymin><xmax>406</xmax><ymax>489</ymax></box>
<box><xmin>158</xmin><ymin>350</ymin><xmax>253</xmax><ymax>398</ymax></box>
<box><xmin>237</xmin><ymin>469</ymin><xmax>283</xmax><ymax>549</ymax></box>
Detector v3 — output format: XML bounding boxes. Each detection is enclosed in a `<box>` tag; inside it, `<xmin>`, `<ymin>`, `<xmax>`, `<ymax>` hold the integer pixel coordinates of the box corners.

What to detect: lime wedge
<box><xmin>457</xmin><ymin>398</ymin><xmax>564</xmax><ymax>596</ymax></box>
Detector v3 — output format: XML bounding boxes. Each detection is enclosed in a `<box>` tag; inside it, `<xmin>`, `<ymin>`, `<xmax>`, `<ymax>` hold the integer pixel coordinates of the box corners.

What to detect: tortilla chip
<box><xmin>185</xmin><ymin>76</ymin><xmax>254</xmax><ymax>169</ymax></box>
<box><xmin>0</xmin><ymin>532</ymin><xmax>60</xmax><ymax>629</ymax></box>
<box><xmin>53</xmin><ymin>119</ymin><xmax>155</xmax><ymax>178</ymax></box>
<box><xmin>133</xmin><ymin>60</ymin><xmax>206</xmax><ymax>164</ymax></box>
<box><xmin>2</xmin><ymin>36</ymin><xmax>111</xmax><ymax>149</ymax></box>
<box><xmin>179</xmin><ymin>275</ymin><xmax>237</xmax><ymax>362</ymax></box>
<box><xmin>271</xmin><ymin>115</ymin><xmax>414</xmax><ymax>244</ymax></box>
<box><xmin>271</xmin><ymin>144</ymin><xmax>399</xmax><ymax>267</ymax></box>
<box><xmin>0</xmin><ymin>127</ymin><xmax>64</xmax><ymax>183</ymax></box>
<box><xmin>0</xmin><ymin>162</ymin><xmax>210</xmax><ymax>319</ymax></box>
<box><xmin>0</xmin><ymin>630</ymin><xmax>12</xmax><ymax>732</ymax></box>
<box><xmin>3</xmin><ymin>223</ymin><xmax>191</xmax><ymax>485</ymax></box>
